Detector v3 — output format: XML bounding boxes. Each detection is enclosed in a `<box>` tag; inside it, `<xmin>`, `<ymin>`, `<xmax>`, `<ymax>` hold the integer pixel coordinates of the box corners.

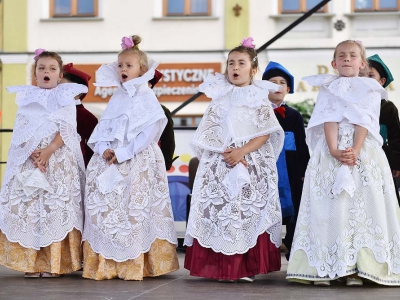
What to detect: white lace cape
<box><xmin>88</xmin><ymin>60</ymin><xmax>167</xmax><ymax>149</ymax></box>
<box><xmin>3</xmin><ymin>84</ymin><xmax>87</xmax><ymax>187</ymax></box>
<box><xmin>288</xmin><ymin>125</ymin><xmax>400</xmax><ymax>281</ymax></box>
<box><xmin>185</xmin><ymin>73</ymin><xmax>284</xmax><ymax>254</ymax></box>
<box><xmin>304</xmin><ymin>75</ymin><xmax>386</xmax><ymax>151</ymax></box>
<box><xmin>190</xmin><ymin>73</ymin><xmax>284</xmax><ymax>158</ymax></box>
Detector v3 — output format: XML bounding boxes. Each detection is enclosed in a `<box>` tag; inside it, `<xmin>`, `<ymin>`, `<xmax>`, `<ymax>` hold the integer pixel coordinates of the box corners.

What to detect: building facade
<box><xmin>1</xmin><ymin>0</ymin><xmax>400</xmax><ymax>235</ymax></box>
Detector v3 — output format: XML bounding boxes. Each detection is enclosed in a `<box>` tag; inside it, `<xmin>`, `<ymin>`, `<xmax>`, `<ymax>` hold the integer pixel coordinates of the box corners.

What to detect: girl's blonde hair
<box><xmin>119</xmin><ymin>35</ymin><xmax>148</xmax><ymax>75</ymax></box>
<box><xmin>333</xmin><ymin>40</ymin><xmax>367</xmax><ymax>64</ymax></box>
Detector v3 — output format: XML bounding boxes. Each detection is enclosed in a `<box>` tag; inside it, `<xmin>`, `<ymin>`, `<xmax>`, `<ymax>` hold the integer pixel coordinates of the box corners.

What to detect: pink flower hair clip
<box><xmin>34</xmin><ymin>48</ymin><xmax>46</xmax><ymax>61</ymax></box>
<box><xmin>121</xmin><ymin>36</ymin><xmax>135</xmax><ymax>50</ymax></box>
<box><xmin>241</xmin><ymin>37</ymin><xmax>255</xmax><ymax>49</ymax></box>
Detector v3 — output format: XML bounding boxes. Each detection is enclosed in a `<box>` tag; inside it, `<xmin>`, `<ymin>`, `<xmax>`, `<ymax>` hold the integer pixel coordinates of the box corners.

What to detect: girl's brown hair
<box><xmin>224</xmin><ymin>45</ymin><xmax>258</xmax><ymax>76</ymax></box>
<box><xmin>33</xmin><ymin>51</ymin><xmax>63</xmax><ymax>76</ymax></box>
<box><xmin>119</xmin><ymin>35</ymin><xmax>149</xmax><ymax>75</ymax></box>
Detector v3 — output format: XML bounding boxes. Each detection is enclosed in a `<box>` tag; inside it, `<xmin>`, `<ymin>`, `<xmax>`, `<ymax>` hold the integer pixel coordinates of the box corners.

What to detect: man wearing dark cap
<box><xmin>360</xmin><ymin>54</ymin><xmax>400</xmax><ymax>203</ymax></box>
<box><xmin>61</xmin><ymin>63</ymin><xmax>98</xmax><ymax>167</ymax></box>
<box><xmin>262</xmin><ymin>61</ymin><xmax>310</xmax><ymax>260</ymax></box>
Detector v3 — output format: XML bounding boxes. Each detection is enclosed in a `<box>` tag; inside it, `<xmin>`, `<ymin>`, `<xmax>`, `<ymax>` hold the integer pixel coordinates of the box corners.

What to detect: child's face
<box><xmin>117</xmin><ymin>52</ymin><xmax>141</xmax><ymax>83</ymax></box>
<box><xmin>359</xmin><ymin>66</ymin><xmax>386</xmax><ymax>87</ymax></box>
<box><xmin>35</xmin><ymin>57</ymin><xmax>62</xmax><ymax>89</ymax></box>
<box><xmin>267</xmin><ymin>76</ymin><xmax>290</xmax><ymax>105</ymax></box>
<box><xmin>331</xmin><ymin>42</ymin><xmax>366</xmax><ymax>77</ymax></box>
<box><xmin>227</xmin><ymin>51</ymin><xmax>256</xmax><ymax>87</ymax></box>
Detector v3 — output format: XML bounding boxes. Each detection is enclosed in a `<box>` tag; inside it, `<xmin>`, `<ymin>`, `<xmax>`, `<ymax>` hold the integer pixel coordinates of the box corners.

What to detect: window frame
<box><xmin>279</xmin><ymin>0</ymin><xmax>328</xmax><ymax>14</ymax></box>
<box><xmin>352</xmin><ymin>0</ymin><xmax>400</xmax><ymax>12</ymax></box>
<box><xmin>50</xmin><ymin>0</ymin><xmax>98</xmax><ymax>18</ymax></box>
<box><xmin>163</xmin><ymin>0</ymin><xmax>212</xmax><ymax>17</ymax></box>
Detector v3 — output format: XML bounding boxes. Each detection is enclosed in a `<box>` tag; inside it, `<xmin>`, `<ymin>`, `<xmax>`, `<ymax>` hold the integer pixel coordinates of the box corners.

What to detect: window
<box><xmin>353</xmin><ymin>0</ymin><xmax>399</xmax><ymax>11</ymax></box>
<box><xmin>280</xmin><ymin>0</ymin><xmax>328</xmax><ymax>13</ymax></box>
<box><xmin>50</xmin><ymin>0</ymin><xmax>98</xmax><ymax>17</ymax></box>
<box><xmin>163</xmin><ymin>0</ymin><xmax>211</xmax><ymax>16</ymax></box>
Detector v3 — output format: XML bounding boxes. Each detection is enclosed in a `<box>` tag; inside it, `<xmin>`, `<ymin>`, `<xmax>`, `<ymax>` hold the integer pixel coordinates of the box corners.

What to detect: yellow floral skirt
<box><xmin>82</xmin><ymin>239</ymin><xmax>179</xmax><ymax>280</ymax></box>
<box><xmin>0</xmin><ymin>229</ymin><xmax>82</xmax><ymax>274</ymax></box>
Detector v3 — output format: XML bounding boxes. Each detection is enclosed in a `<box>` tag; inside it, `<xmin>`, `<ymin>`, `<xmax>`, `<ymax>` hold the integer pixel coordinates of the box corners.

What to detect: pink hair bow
<box><xmin>34</xmin><ymin>48</ymin><xmax>46</xmax><ymax>61</ymax></box>
<box><xmin>241</xmin><ymin>37</ymin><xmax>255</xmax><ymax>49</ymax></box>
<box><xmin>121</xmin><ymin>36</ymin><xmax>134</xmax><ymax>50</ymax></box>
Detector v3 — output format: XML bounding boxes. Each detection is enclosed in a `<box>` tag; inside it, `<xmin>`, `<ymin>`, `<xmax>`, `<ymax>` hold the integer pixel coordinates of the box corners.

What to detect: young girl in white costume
<box><xmin>286</xmin><ymin>40</ymin><xmax>400</xmax><ymax>286</ymax></box>
<box><xmin>0</xmin><ymin>49</ymin><xmax>86</xmax><ymax>277</ymax></box>
<box><xmin>184</xmin><ymin>38</ymin><xmax>284</xmax><ymax>282</ymax></box>
<box><xmin>82</xmin><ymin>35</ymin><xmax>179</xmax><ymax>281</ymax></box>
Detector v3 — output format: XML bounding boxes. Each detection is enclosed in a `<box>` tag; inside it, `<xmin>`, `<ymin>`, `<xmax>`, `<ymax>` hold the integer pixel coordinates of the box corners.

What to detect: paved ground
<box><xmin>0</xmin><ymin>249</ymin><xmax>399</xmax><ymax>300</ymax></box>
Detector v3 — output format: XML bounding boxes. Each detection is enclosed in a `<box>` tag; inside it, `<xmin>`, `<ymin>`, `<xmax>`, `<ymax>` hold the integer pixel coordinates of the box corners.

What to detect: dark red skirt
<box><xmin>184</xmin><ymin>232</ymin><xmax>281</xmax><ymax>280</ymax></box>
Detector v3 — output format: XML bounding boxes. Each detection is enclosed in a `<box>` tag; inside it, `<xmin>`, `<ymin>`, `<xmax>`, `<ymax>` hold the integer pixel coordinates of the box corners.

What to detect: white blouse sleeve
<box><xmin>94</xmin><ymin>141</ymin><xmax>111</xmax><ymax>156</ymax></box>
<box><xmin>114</xmin><ymin>123</ymin><xmax>159</xmax><ymax>163</ymax></box>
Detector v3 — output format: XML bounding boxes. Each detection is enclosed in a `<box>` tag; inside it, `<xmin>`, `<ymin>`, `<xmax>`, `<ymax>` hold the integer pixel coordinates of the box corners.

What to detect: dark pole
<box><xmin>256</xmin><ymin>0</ymin><xmax>331</xmax><ymax>54</ymax></box>
<box><xmin>171</xmin><ymin>92</ymin><xmax>204</xmax><ymax>116</ymax></box>
<box><xmin>171</xmin><ymin>0</ymin><xmax>331</xmax><ymax>116</ymax></box>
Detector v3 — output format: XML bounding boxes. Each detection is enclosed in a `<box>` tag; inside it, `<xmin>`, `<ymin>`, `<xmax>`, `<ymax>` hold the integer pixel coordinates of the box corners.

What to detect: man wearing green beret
<box><xmin>360</xmin><ymin>54</ymin><xmax>400</xmax><ymax>203</ymax></box>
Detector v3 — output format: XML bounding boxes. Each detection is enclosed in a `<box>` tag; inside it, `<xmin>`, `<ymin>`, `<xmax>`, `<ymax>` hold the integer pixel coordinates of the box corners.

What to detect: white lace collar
<box><xmin>302</xmin><ymin>74</ymin><xmax>387</xmax><ymax>103</ymax></box>
<box><xmin>93</xmin><ymin>59</ymin><xmax>159</xmax><ymax>97</ymax></box>
<box><xmin>199</xmin><ymin>73</ymin><xmax>281</xmax><ymax>108</ymax></box>
<box><xmin>6</xmin><ymin>83</ymin><xmax>88</xmax><ymax>110</ymax></box>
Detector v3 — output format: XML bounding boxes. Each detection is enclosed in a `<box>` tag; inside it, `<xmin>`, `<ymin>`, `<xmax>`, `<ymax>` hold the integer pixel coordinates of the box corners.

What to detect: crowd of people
<box><xmin>0</xmin><ymin>35</ymin><xmax>400</xmax><ymax>287</ymax></box>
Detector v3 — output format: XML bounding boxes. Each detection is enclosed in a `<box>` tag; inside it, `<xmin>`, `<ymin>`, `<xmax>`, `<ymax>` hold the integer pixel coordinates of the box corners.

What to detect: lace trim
<box><xmin>191</xmin><ymin>79</ymin><xmax>284</xmax><ymax>160</ymax></box>
<box><xmin>302</xmin><ymin>75</ymin><xmax>387</xmax><ymax>102</ymax></box>
<box><xmin>7</xmin><ymin>84</ymin><xmax>88</xmax><ymax>110</ymax></box>
<box><xmin>305</xmin><ymin>76</ymin><xmax>383</xmax><ymax>151</ymax></box>
<box><xmin>199</xmin><ymin>73</ymin><xmax>281</xmax><ymax>108</ymax></box>
<box><xmin>93</xmin><ymin>59</ymin><xmax>159</xmax><ymax>89</ymax></box>
<box><xmin>184</xmin><ymin>139</ymin><xmax>282</xmax><ymax>255</ymax></box>
<box><xmin>82</xmin><ymin>143</ymin><xmax>178</xmax><ymax>262</ymax></box>
<box><xmin>3</xmin><ymin>99</ymin><xmax>84</xmax><ymax>187</ymax></box>
<box><xmin>290</xmin><ymin>129</ymin><xmax>400</xmax><ymax>279</ymax></box>
<box><xmin>0</xmin><ymin>136</ymin><xmax>84</xmax><ymax>249</ymax></box>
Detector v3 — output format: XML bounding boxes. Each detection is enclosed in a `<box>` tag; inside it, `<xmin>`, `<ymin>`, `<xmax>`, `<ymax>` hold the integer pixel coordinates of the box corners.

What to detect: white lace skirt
<box><xmin>286</xmin><ymin>125</ymin><xmax>400</xmax><ymax>285</ymax></box>
<box><xmin>184</xmin><ymin>141</ymin><xmax>282</xmax><ymax>255</ymax></box>
<box><xmin>0</xmin><ymin>135</ymin><xmax>84</xmax><ymax>249</ymax></box>
<box><xmin>82</xmin><ymin>142</ymin><xmax>178</xmax><ymax>262</ymax></box>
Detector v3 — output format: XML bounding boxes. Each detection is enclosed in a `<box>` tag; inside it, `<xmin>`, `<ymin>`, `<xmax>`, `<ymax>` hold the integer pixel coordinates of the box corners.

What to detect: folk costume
<box><xmin>184</xmin><ymin>73</ymin><xmax>284</xmax><ymax>280</ymax></box>
<box><xmin>262</xmin><ymin>62</ymin><xmax>310</xmax><ymax>259</ymax></box>
<box><xmin>82</xmin><ymin>60</ymin><xmax>179</xmax><ymax>281</ymax></box>
<box><xmin>0</xmin><ymin>83</ymin><xmax>87</xmax><ymax>274</ymax></box>
<box><xmin>286</xmin><ymin>74</ymin><xmax>400</xmax><ymax>286</ymax></box>
<box><xmin>63</xmin><ymin>63</ymin><xmax>98</xmax><ymax>167</ymax></box>
<box><xmin>367</xmin><ymin>55</ymin><xmax>400</xmax><ymax>203</ymax></box>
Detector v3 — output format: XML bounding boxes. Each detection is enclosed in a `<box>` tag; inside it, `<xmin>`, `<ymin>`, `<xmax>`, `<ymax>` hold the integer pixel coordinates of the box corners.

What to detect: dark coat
<box><xmin>76</xmin><ymin>104</ymin><xmax>98</xmax><ymax>167</ymax></box>
<box><xmin>275</xmin><ymin>104</ymin><xmax>310</xmax><ymax>215</ymax></box>
<box><xmin>380</xmin><ymin>99</ymin><xmax>400</xmax><ymax>202</ymax></box>
<box><xmin>380</xmin><ymin>99</ymin><xmax>400</xmax><ymax>171</ymax></box>
<box><xmin>159</xmin><ymin>105</ymin><xmax>176</xmax><ymax>171</ymax></box>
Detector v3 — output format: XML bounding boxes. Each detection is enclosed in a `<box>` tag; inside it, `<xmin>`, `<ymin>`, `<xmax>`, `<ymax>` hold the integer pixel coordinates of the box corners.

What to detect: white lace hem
<box><xmin>0</xmin><ymin>226</ymin><xmax>82</xmax><ymax>250</ymax></box>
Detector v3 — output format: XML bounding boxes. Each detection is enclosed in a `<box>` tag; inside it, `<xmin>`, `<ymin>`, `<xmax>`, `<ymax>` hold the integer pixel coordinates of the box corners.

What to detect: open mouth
<box><xmin>233</xmin><ymin>73</ymin><xmax>239</xmax><ymax>78</ymax></box>
<box><xmin>43</xmin><ymin>76</ymin><xmax>50</xmax><ymax>81</ymax></box>
<box><xmin>121</xmin><ymin>74</ymin><xmax>128</xmax><ymax>80</ymax></box>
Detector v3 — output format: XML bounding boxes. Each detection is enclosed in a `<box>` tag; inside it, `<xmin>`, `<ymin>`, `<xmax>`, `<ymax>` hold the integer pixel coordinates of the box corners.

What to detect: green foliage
<box><xmin>286</xmin><ymin>98</ymin><xmax>315</xmax><ymax>126</ymax></box>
